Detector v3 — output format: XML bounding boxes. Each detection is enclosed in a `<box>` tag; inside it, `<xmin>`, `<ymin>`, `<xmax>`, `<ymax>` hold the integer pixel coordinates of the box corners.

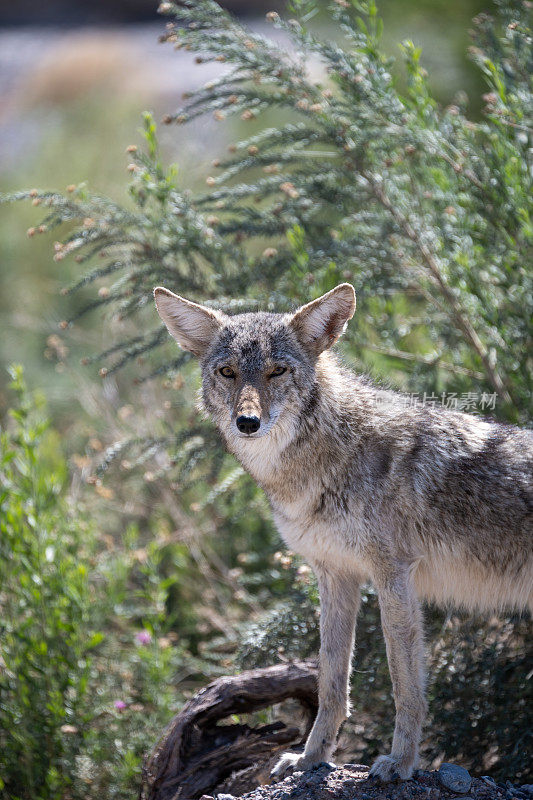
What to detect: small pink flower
<box><xmin>114</xmin><ymin>700</ymin><xmax>127</xmax><ymax>711</ymax></box>
<box><xmin>136</xmin><ymin>630</ymin><xmax>152</xmax><ymax>645</ymax></box>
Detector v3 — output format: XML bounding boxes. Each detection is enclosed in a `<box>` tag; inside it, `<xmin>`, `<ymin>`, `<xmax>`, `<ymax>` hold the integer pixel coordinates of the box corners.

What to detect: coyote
<box><xmin>154</xmin><ymin>283</ymin><xmax>533</xmax><ymax>782</ymax></box>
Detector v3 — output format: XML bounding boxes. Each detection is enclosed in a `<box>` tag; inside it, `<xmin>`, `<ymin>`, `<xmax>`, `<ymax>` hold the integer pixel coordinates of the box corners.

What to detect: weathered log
<box><xmin>140</xmin><ymin>659</ymin><xmax>318</xmax><ymax>800</ymax></box>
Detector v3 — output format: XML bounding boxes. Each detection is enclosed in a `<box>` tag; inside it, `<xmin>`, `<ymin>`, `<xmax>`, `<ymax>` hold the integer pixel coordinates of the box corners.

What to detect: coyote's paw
<box><xmin>271</xmin><ymin>752</ymin><xmax>332</xmax><ymax>781</ymax></box>
<box><xmin>271</xmin><ymin>752</ymin><xmax>308</xmax><ymax>780</ymax></box>
<box><xmin>369</xmin><ymin>754</ymin><xmax>414</xmax><ymax>783</ymax></box>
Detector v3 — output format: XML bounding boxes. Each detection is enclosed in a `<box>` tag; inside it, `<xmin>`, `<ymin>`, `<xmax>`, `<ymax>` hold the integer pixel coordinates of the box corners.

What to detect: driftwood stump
<box><xmin>140</xmin><ymin>660</ymin><xmax>318</xmax><ymax>800</ymax></box>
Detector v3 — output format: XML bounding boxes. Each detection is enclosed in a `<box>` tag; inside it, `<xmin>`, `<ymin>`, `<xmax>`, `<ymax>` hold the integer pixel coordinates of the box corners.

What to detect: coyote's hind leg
<box><xmin>370</xmin><ymin>570</ymin><xmax>427</xmax><ymax>782</ymax></box>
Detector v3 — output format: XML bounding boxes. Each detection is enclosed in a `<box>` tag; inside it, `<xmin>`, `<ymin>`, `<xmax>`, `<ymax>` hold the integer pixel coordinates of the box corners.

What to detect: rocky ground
<box><xmin>205</xmin><ymin>763</ymin><xmax>533</xmax><ymax>800</ymax></box>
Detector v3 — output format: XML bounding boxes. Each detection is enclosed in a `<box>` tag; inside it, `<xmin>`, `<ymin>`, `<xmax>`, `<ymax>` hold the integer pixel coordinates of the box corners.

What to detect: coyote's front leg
<box><xmin>272</xmin><ymin>567</ymin><xmax>361</xmax><ymax>779</ymax></box>
<box><xmin>370</xmin><ymin>571</ymin><xmax>427</xmax><ymax>782</ymax></box>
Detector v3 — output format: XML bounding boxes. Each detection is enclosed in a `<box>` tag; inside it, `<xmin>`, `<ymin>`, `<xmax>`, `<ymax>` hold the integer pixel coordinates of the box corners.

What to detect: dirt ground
<box><xmin>209</xmin><ymin>762</ymin><xmax>533</xmax><ymax>800</ymax></box>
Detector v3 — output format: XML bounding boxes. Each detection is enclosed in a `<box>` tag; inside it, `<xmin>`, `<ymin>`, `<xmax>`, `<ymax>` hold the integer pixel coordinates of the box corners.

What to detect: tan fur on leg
<box><xmin>370</xmin><ymin>570</ymin><xmax>427</xmax><ymax>781</ymax></box>
<box><xmin>272</xmin><ymin>569</ymin><xmax>361</xmax><ymax>777</ymax></box>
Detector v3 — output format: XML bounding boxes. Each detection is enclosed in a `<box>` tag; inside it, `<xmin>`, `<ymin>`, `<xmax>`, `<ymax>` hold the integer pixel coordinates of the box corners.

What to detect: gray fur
<box><xmin>154</xmin><ymin>284</ymin><xmax>533</xmax><ymax>782</ymax></box>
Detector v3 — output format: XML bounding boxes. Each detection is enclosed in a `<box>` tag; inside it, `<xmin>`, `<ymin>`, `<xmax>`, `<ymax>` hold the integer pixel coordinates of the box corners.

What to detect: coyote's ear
<box><xmin>290</xmin><ymin>283</ymin><xmax>356</xmax><ymax>355</ymax></box>
<box><xmin>154</xmin><ymin>287</ymin><xmax>226</xmax><ymax>357</ymax></box>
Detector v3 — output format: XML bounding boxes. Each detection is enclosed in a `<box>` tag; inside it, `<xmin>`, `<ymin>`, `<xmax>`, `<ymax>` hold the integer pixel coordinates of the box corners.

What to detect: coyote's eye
<box><xmin>219</xmin><ymin>366</ymin><xmax>236</xmax><ymax>379</ymax></box>
<box><xmin>269</xmin><ymin>366</ymin><xmax>287</xmax><ymax>378</ymax></box>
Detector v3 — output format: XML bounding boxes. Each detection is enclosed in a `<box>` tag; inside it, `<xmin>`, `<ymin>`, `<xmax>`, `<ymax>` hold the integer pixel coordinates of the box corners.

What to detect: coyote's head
<box><xmin>153</xmin><ymin>284</ymin><xmax>355</xmax><ymax>443</ymax></box>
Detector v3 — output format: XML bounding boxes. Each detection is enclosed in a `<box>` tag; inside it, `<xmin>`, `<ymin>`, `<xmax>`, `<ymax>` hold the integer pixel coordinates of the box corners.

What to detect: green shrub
<box><xmin>0</xmin><ymin>365</ymin><xmax>96</xmax><ymax>799</ymax></box>
<box><xmin>4</xmin><ymin>0</ymin><xmax>531</xmax><ymax>430</ymax></box>
<box><xmin>0</xmin><ymin>368</ymin><xmax>206</xmax><ymax>799</ymax></box>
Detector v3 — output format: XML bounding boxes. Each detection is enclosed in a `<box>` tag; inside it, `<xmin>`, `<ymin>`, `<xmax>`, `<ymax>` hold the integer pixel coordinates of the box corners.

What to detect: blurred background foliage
<box><xmin>0</xmin><ymin>0</ymin><xmax>531</xmax><ymax>798</ymax></box>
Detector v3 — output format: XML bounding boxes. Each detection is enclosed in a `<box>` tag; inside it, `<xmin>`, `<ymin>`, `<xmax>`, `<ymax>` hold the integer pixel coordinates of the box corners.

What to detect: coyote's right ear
<box><xmin>290</xmin><ymin>283</ymin><xmax>356</xmax><ymax>355</ymax></box>
<box><xmin>154</xmin><ymin>287</ymin><xmax>226</xmax><ymax>357</ymax></box>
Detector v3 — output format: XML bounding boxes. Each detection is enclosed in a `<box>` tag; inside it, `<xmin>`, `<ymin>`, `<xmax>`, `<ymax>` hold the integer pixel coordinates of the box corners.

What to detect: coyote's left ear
<box><xmin>290</xmin><ymin>283</ymin><xmax>356</xmax><ymax>355</ymax></box>
<box><xmin>154</xmin><ymin>287</ymin><xmax>226</xmax><ymax>357</ymax></box>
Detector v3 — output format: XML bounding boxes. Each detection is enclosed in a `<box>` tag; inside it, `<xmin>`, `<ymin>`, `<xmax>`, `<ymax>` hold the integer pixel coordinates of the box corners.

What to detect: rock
<box><xmin>305</xmin><ymin>773</ymin><xmax>328</xmax><ymax>787</ymax></box>
<box><xmin>200</xmin><ymin>796</ymin><xmax>215</xmax><ymax>800</ymax></box>
<box><xmin>438</xmin><ymin>763</ymin><xmax>472</xmax><ymax>795</ymax></box>
<box><xmin>217</xmin><ymin>794</ymin><xmax>235</xmax><ymax>800</ymax></box>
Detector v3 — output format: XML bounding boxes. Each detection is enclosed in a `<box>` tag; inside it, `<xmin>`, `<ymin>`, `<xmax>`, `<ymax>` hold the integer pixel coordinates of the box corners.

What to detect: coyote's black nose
<box><xmin>236</xmin><ymin>415</ymin><xmax>260</xmax><ymax>434</ymax></box>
